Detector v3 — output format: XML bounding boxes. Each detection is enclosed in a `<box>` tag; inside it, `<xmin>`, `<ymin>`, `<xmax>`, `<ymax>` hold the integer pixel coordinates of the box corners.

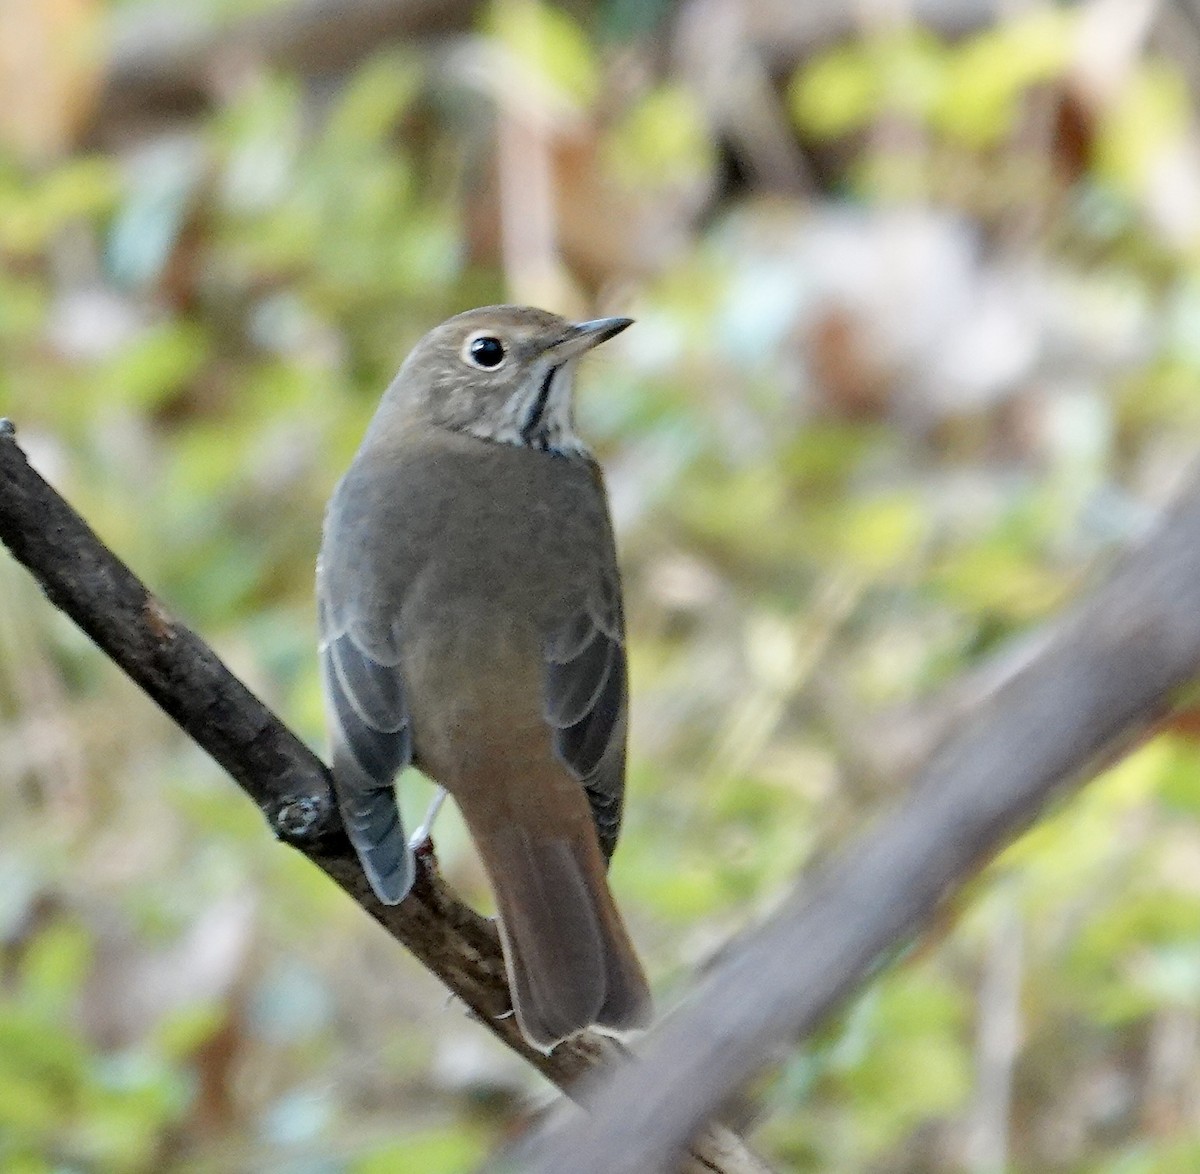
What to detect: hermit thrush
<box><xmin>317</xmin><ymin>305</ymin><xmax>651</xmax><ymax>1049</ymax></box>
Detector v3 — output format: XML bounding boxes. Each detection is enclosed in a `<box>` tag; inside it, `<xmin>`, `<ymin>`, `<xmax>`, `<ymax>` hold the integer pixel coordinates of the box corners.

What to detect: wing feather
<box><xmin>543</xmin><ymin>587</ymin><xmax>628</xmax><ymax>861</ymax></box>
<box><xmin>544</xmin><ymin>628</ymin><xmax>614</xmax><ymax>728</ymax></box>
<box><xmin>318</xmin><ymin>594</ymin><xmax>414</xmax><ymax>903</ymax></box>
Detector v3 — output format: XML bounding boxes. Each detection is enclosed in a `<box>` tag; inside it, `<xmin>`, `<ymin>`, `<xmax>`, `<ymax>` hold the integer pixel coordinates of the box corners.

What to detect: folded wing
<box><xmin>318</xmin><ymin>593</ymin><xmax>415</xmax><ymax>903</ymax></box>
<box><xmin>543</xmin><ymin>575</ymin><xmax>628</xmax><ymax>862</ymax></box>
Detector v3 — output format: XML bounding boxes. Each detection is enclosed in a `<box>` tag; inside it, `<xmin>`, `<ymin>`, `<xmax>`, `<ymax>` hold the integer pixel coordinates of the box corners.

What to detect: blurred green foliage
<box><xmin>791</xmin><ymin>11</ymin><xmax>1074</xmax><ymax>148</ymax></box>
<box><xmin>8</xmin><ymin>0</ymin><xmax>1200</xmax><ymax>1170</ymax></box>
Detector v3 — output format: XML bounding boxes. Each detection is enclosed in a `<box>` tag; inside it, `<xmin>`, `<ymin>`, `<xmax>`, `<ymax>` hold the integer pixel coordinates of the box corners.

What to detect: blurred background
<box><xmin>8</xmin><ymin>0</ymin><xmax>1200</xmax><ymax>1169</ymax></box>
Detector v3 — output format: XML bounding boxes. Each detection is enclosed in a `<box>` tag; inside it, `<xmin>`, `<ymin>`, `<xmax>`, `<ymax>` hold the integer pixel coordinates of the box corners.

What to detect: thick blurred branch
<box><xmin>0</xmin><ymin>420</ymin><xmax>770</xmax><ymax>1174</ymax></box>
<box><xmin>95</xmin><ymin>0</ymin><xmax>483</xmax><ymax>139</ymax></box>
<box><xmin>520</xmin><ymin>464</ymin><xmax>1200</xmax><ymax>1173</ymax></box>
<box><xmin>92</xmin><ymin>0</ymin><xmax>1018</xmax><ymax>142</ymax></box>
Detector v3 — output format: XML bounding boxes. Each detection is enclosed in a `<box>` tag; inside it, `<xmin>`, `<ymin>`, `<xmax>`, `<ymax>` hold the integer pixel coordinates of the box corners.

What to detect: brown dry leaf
<box><xmin>0</xmin><ymin>0</ymin><xmax>103</xmax><ymax>161</ymax></box>
<box><xmin>467</xmin><ymin>113</ymin><xmax>709</xmax><ymax>298</ymax></box>
<box><xmin>806</xmin><ymin>304</ymin><xmax>894</xmax><ymax>420</ymax></box>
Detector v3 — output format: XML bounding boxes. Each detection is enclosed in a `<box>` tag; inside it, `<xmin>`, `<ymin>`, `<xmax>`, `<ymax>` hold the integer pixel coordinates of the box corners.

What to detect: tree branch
<box><xmin>517</xmin><ymin>464</ymin><xmax>1200</xmax><ymax>1173</ymax></box>
<box><xmin>93</xmin><ymin>0</ymin><xmax>483</xmax><ymax>140</ymax></box>
<box><xmin>91</xmin><ymin>0</ymin><xmax>1011</xmax><ymax>143</ymax></box>
<box><xmin>0</xmin><ymin>419</ymin><xmax>769</xmax><ymax>1174</ymax></box>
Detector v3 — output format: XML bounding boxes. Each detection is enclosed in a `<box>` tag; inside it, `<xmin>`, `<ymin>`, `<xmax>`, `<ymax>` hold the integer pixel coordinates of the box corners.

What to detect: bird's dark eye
<box><xmin>466</xmin><ymin>335</ymin><xmax>506</xmax><ymax>369</ymax></box>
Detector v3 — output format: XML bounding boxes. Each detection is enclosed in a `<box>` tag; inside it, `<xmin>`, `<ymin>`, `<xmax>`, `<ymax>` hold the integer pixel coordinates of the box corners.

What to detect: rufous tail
<box><xmin>464</xmin><ymin>798</ymin><xmax>651</xmax><ymax>1050</ymax></box>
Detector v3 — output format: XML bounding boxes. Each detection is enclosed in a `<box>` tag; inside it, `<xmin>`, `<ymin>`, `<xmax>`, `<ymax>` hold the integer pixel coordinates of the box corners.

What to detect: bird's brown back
<box><xmin>324</xmin><ymin>424</ymin><xmax>619</xmax><ymax>776</ymax></box>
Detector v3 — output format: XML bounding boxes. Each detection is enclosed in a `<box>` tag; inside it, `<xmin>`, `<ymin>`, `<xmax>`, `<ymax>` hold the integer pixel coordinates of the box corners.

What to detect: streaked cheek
<box><xmin>443</xmin><ymin>382</ymin><xmax>478</xmax><ymax>422</ymax></box>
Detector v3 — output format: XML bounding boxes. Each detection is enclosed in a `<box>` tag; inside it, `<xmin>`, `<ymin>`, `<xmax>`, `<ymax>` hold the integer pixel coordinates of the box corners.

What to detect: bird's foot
<box><xmin>410</xmin><ymin>832</ymin><xmax>437</xmax><ymax>864</ymax></box>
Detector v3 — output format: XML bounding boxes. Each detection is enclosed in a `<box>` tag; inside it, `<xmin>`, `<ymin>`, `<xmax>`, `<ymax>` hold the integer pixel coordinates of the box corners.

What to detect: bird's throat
<box><xmin>461</xmin><ymin>363</ymin><xmax>586</xmax><ymax>456</ymax></box>
<box><xmin>521</xmin><ymin>366</ymin><xmax>559</xmax><ymax>446</ymax></box>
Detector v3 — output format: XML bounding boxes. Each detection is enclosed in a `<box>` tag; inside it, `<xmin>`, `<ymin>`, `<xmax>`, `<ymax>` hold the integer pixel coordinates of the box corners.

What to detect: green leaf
<box><xmin>486</xmin><ymin>0</ymin><xmax>599</xmax><ymax>106</ymax></box>
<box><xmin>831</xmin><ymin>494</ymin><xmax>926</xmax><ymax>576</ymax></box>
<box><xmin>935</xmin><ymin>9</ymin><xmax>1073</xmax><ymax>146</ymax></box>
<box><xmin>353</xmin><ymin>1126</ymin><xmax>488</xmax><ymax>1173</ymax></box>
<box><xmin>325</xmin><ymin>53</ymin><xmax>422</xmax><ymax>149</ymax></box>
<box><xmin>19</xmin><ymin>924</ymin><xmax>92</xmax><ymax>1018</ymax></box>
<box><xmin>91</xmin><ymin>323</ymin><xmax>210</xmax><ymax>412</ymax></box>
<box><xmin>790</xmin><ymin>44</ymin><xmax>877</xmax><ymax>138</ymax></box>
<box><xmin>1095</xmin><ymin>62</ymin><xmax>1192</xmax><ymax>191</ymax></box>
<box><xmin>606</xmin><ymin>84</ymin><xmax>715</xmax><ymax>188</ymax></box>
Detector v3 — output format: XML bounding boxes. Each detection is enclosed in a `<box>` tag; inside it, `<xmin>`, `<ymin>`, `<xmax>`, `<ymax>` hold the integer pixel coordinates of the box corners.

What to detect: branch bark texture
<box><xmin>0</xmin><ymin>420</ymin><xmax>768</xmax><ymax>1174</ymax></box>
<box><xmin>520</xmin><ymin>464</ymin><xmax>1200</xmax><ymax>1173</ymax></box>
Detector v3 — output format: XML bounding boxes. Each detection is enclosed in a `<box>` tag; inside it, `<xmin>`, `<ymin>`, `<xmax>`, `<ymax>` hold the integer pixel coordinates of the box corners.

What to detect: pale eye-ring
<box><xmin>463</xmin><ymin>334</ymin><xmax>507</xmax><ymax>370</ymax></box>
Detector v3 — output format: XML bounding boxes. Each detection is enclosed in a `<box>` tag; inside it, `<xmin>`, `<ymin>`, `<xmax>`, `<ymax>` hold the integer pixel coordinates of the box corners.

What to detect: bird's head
<box><xmin>379</xmin><ymin>305</ymin><xmax>632</xmax><ymax>455</ymax></box>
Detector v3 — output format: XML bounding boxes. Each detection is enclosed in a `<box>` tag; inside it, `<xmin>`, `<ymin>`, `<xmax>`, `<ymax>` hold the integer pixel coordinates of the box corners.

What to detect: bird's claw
<box><xmin>410</xmin><ymin>831</ymin><xmax>437</xmax><ymax>861</ymax></box>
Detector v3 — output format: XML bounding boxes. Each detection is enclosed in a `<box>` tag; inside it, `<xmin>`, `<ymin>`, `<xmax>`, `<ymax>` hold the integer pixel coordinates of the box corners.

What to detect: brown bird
<box><xmin>317</xmin><ymin>305</ymin><xmax>651</xmax><ymax>1049</ymax></box>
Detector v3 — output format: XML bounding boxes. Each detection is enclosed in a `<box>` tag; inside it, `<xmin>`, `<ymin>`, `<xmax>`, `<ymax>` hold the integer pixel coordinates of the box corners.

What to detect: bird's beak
<box><xmin>543</xmin><ymin>317</ymin><xmax>634</xmax><ymax>362</ymax></box>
